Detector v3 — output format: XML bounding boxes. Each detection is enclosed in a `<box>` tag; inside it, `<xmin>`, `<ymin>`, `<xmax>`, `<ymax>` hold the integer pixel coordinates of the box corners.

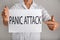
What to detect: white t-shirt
<box><xmin>10</xmin><ymin>2</ymin><xmax>51</xmax><ymax>40</ymax></box>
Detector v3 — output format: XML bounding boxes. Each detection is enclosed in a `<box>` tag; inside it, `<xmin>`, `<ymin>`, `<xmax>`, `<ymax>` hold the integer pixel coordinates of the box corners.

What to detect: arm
<box><xmin>42</xmin><ymin>8</ymin><xmax>58</xmax><ymax>31</ymax></box>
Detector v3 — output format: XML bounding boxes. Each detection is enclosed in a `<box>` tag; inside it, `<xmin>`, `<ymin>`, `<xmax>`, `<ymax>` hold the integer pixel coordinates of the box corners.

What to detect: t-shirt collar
<box><xmin>22</xmin><ymin>1</ymin><xmax>35</xmax><ymax>9</ymax></box>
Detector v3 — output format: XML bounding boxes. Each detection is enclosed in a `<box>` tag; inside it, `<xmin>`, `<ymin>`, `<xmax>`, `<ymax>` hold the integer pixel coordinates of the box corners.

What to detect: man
<box><xmin>2</xmin><ymin>0</ymin><xmax>58</xmax><ymax>40</ymax></box>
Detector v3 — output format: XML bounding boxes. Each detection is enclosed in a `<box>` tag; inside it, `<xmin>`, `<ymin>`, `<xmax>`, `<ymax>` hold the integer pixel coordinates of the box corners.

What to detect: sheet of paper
<box><xmin>8</xmin><ymin>9</ymin><xmax>42</xmax><ymax>33</ymax></box>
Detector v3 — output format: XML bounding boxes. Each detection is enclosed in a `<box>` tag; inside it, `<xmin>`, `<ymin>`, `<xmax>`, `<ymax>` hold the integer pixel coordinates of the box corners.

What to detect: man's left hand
<box><xmin>45</xmin><ymin>16</ymin><xmax>59</xmax><ymax>31</ymax></box>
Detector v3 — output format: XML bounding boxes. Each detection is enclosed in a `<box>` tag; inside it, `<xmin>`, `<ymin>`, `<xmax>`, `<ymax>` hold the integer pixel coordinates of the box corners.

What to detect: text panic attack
<box><xmin>9</xmin><ymin>16</ymin><xmax>42</xmax><ymax>25</ymax></box>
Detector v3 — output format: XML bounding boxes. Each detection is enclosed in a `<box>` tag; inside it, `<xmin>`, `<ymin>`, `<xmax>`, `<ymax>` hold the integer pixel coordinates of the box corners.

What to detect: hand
<box><xmin>45</xmin><ymin>16</ymin><xmax>59</xmax><ymax>31</ymax></box>
<box><xmin>2</xmin><ymin>6</ymin><xmax>9</xmax><ymax>26</ymax></box>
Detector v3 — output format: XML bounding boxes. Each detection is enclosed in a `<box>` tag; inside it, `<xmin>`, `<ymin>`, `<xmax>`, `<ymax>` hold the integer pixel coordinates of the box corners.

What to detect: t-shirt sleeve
<box><xmin>36</xmin><ymin>5</ymin><xmax>51</xmax><ymax>22</ymax></box>
<box><xmin>10</xmin><ymin>3</ymin><xmax>21</xmax><ymax>10</ymax></box>
<box><xmin>42</xmin><ymin>8</ymin><xmax>51</xmax><ymax>22</ymax></box>
<box><xmin>10</xmin><ymin>4</ymin><xmax>18</xmax><ymax>9</ymax></box>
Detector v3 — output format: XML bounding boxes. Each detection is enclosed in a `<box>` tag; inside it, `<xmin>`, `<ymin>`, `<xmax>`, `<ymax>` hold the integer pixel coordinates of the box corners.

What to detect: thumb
<box><xmin>5</xmin><ymin>5</ymin><xmax>8</xmax><ymax>9</ymax></box>
<box><xmin>4</xmin><ymin>5</ymin><xmax>9</xmax><ymax>12</ymax></box>
<box><xmin>51</xmin><ymin>16</ymin><xmax>55</xmax><ymax>22</ymax></box>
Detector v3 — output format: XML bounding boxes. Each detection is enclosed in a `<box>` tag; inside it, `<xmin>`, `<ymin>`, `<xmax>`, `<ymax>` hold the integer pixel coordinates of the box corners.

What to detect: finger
<box><xmin>3</xmin><ymin>6</ymin><xmax>9</xmax><ymax>12</ymax></box>
<box><xmin>2</xmin><ymin>11</ymin><xmax>8</xmax><ymax>17</ymax></box>
<box><xmin>3</xmin><ymin>7</ymin><xmax>9</xmax><ymax>11</ymax></box>
<box><xmin>48</xmin><ymin>25</ymin><xmax>54</xmax><ymax>30</ymax></box>
<box><xmin>48</xmin><ymin>24</ymin><xmax>57</xmax><ymax>30</ymax></box>
<box><xmin>3</xmin><ymin>8</ymin><xmax>6</xmax><ymax>11</ymax></box>
<box><xmin>45</xmin><ymin>21</ymin><xmax>55</xmax><ymax>25</ymax></box>
<box><xmin>4</xmin><ymin>11</ymin><xmax>8</xmax><ymax>16</ymax></box>
<box><xmin>51</xmin><ymin>16</ymin><xmax>55</xmax><ymax>22</ymax></box>
<box><xmin>48</xmin><ymin>25</ymin><xmax>54</xmax><ymax>27</ymax></box>
<box><xmin>3</xmin><ymin>8</ymin><xmax>9</xmax><ymax>14</ymax></box>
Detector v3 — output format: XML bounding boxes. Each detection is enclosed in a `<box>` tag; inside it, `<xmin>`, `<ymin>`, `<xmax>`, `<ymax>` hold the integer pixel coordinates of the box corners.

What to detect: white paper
<box><xmin>8</xmin><ymin>9</ymin><xmax>42</xmax><ymax>33</ymax></box>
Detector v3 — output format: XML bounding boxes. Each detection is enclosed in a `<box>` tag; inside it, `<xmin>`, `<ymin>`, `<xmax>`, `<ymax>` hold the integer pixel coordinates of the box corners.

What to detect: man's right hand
<box><xmin>2</xmin><ymin>6</ymin><xmax>9</xmax><ymax>26</ymax></box>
